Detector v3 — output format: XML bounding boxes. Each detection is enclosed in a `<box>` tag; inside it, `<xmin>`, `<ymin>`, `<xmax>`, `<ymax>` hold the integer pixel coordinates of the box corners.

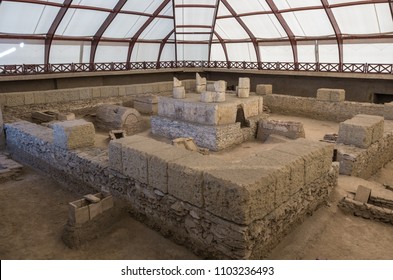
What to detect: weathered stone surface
<box><xmin>354</xmin><ymin>185</ymin><xmax>371</xmax><ymax>203</ymax></box>
<box><xmin>53</xmin><ymin>119</ymin><xmax>95</xmax><ymax>150</ymax></box>
<box><xmin>173</xmin><ymin>86</ymin><xmax>186</xmax><ymax>99</ymax></box>
<box><xmin>196</xmin><ymin>84</ymin><xmax>207</xmax><ymax>93</ymax></box>
<box><xmin>337</xmin><ymin>114</ymin><xmax>384</xmax><ymax>148</ymax></box>
<box><xmin>174</xmin><ymin>77</ymin><xmax>182</xmax><ymax>87</ymax></box>
<box><xmin>134</xmin><ymin>96</ymin><xmax>158</xmax><ymax>114</ymax></box>
<box><xmin>239</xmin><ymin>77</ymin><xmax>250</xmax><ymax>89</ymax></box>
<box><xmin>317</xmin><ymin>88</ymin><xmax>345</xmax><ymax>102</ymax></box>
<box><xmin>196</xmin><ymin>73</ymin><xmax>206</xmax><ymax>86</ymax></box>
<box><xmin>384</xmin><ymin>102</ymin><xmax>393</xmax><ymax>120</ymax></box>
<box><xmin>238</xmin><ymin>88</ymin><xmax>250</xmax><ymax>98</ymax></box>
<box><xmin>200</xmin><ymin>91</ymin><xmax>214</xmax><ymax>103</ymax></box>
<box><xmin>214</xmin><ymin>80</ymin><xmax>226</xmax><ymax>92</ymax></box>
<box><xmin>257</xmin><ymin>119</ymin><xmax>305</xmax><ymax>142</ymax></box>
<box><xmin>256</xmin><ymin>84</ymin><xmax>272</xmax><ymax>95</ymax></box>
<box><xmin>214</xmin><ymin>91</ymin><xmax>225</xmax><ymax>103</ymax></box>
<box><xmin>57</xmin><ymin>112</ymin><xmax>75</xmax><ymax>121</ymax></box>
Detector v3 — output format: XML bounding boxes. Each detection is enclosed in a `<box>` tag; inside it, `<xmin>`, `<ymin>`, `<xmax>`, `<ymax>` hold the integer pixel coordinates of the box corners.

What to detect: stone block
<box><xmin>257</xmin><ymin>120</ymin><xmax>305</xmax><ymax>142</ymax></box>
<box><xmin>383</xmin><ymin>102</ymin><xmax>393</xmax><ymax>120</ymax></box>
<box><xmin>57</xmin><ymin>112</ymin><xmax>75</xmax><ymax>121</ymax></box>
<box><xmin>239</xmin><ymin>77</ymin><xmax>250</xmax><ymax>89</ymax></box>
<box><xmin>134</xmin><ymin>101</ymin><xmax>158</xmax><ymax>114</ymax></box>
<box><xmin>6</xmin><ymin>93</ymin><xmax>24</xmax><ymax>106</ymax></box>
<box><xmin>118</xmin><ymin>86</ymin><xmax>126</xmax><ymax>96</ymax></box>
<box><xmin>168</xmin><ymin>153</ymin><xmax>223</xmax><ymax>207</ymax></box>
<box><xmin>101</xmin><ymin>195</ymin><xmax>114</xmax><ymax>212</ymax></box>
<box><xmin>238</xmin><ymin>88</ymin><xmax>250</xmax><ymax>98</ymax></box>
<box><xmin>122</xmin><ymin>137</ymin><xmax>167</xmax><ymax>184</ymax></box>
<box><xmin>53</xmin><ymin>119</ymin><xmax>95</xmax><ymax>150</ymax></box>
<box><xmin>196</xmin><ymin>84</ymin><xmax>207</xmax><ymax>93</ymax></box>
<box><xmin>34</xmin><ymin>91</ymin><xmax>46</xmax><ymax>104</ymax></box>
<box><xmin>201</xmin><ymin>91</ymin><xmax>214</xmax><ymax>103</ymax></box>
<box><xmin>317</xmin><ymin>88</ymin><xmax>345</xmax><ymax>102</ymax></box>
<box><xmin>68</xmin><ymin>199</ymin><xmax>90</xmax><ymax>225</ymax></box>
<box><xmin>147</xmin><ymin>146</ymin><xmax>191</xmax><ymax>193</ymax></box>
<box><xmin>24</xmin><ymin>92</ymin><xmax>34</xmax><ymax>105</ymax></box>
<box><xmin>214</xmin><ymin>80</ymin><xmax>226</xmax><ymax>92</ymax></box>
<box><xmin>88</xmin><ymin>201</ymin><xmax>103</xmax><ymax>220</ymax></box>
<box><xmin>354</xmin><ymin>185</ymin><xmax>371</xmax><ymax>203</ymax></box>
<box><xmin>196</xmin><ymin>73</ymin><xmax>206</xmax><ymax>86</ymax></box>
<box><xmin>256</xmin><ymin>84</ymin><xmax>272</xmax><ymax>95</ymax></box>
<box><xmin>45</xmin><ymin>91</ymin><xmax>64</xmax><ymax>103</ymax></box>
<box><xmin>32</xmin><ymin>111</ymin><xmax>58</xmax><ymax>122</ymax></box>
<box><xmin>109</xmin><ymin>136</ymin><xmax>146</xmax><ymax>173</ymax></box>
<box><xmin>66</xmin><ymin>89</ymin><xmax>80</xmax><ymax>101</ymax></box>
<box><xmin>92</xmin><ymin>87</ymin><xmax>101</xmax><ymax>98</ymax></box>
<box><xmin>174</xmin><ymin>77</ymin><xmax>182</xmax><ymax>87</ymax></box>
<box><xmin>213</xmin><ymin>91</ymin><xmax>225</xmax><ymax>103</ymax></box>
<box><xmin>206</xmin><ymin>83</ymin><xmax>215</xmax><ymax>92</ymax></box>
<box><xmin>337</xmin><ymin>114</ymin><xmax>384</xmax><ymax>148</ymax></box>
<box><xmin>243</xmin><ymin>97</ymin><xmax>262</xmax><ymax>118</ymax></box>
<box><xmin>79</xmin><ymin>88</ymin><xmax>92</xmax><ymax>100</ymax></box>
<box><xmin>173</xmin><ymin>86</ymin><xmax>185</xmax><ymax>99</ymax></box>
<box><xmin>216</xmin><ymin>103</ymin><xmax>237</xmax><ymax>124</ymax></box>
<box><xmin>204</xmin><ymin>166</ymin><xmax>276</xmax><ymax>225</ymax></box>
<box><xmin>101</xmin><ymin>87</ymin><xmax>119</xmax><ymax>98</ymax></box>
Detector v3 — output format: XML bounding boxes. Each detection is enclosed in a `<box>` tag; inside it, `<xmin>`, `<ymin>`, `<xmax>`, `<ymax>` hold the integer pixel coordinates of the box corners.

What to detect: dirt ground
<box><xmin>1</xmin><ymin>114</ymin><xmax>393</xmax><ymax>260</ymax></box>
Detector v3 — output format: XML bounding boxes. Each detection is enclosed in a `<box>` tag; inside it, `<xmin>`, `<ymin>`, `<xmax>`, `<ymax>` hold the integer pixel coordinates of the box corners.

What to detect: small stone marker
<box><xmin>84</xmin><ymin>194</ymin><xmax>101</xmax><ymax>203</ymax></box>
<box><xmin>354</xmin><ymin>185</ymin><xmax>371</xmax><ymax>203</ymax></box>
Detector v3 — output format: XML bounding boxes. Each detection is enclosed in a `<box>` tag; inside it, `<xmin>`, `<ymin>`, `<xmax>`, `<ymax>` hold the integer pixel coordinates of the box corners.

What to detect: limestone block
<box><xmin>65</xmin><ymin>89</ymin><xmax>80</xmax><ymax>101</ymax></box>
<box><xmin>206</xmin><ymin>83</ymin><xmax>215</xmax><ymax>92</ymax></box>
<box><xmin>57</xmin><ymin>112</ymin><xmax>75</xmax><ymax>121</ymax></box>
<box><xmin>217</xmin><ymin>103</ymin><xmax>237</xmax><ymax>125</ymax></box>
<box><xmin>174</xmin><ymin>77</ymin><xmax>182</xmax><ymax>87</ymax></box>
<box><xmin>256</xmin><ymin>84</ymin><xmax>272</xmax><ymax>95</ymax></box>
<box><xmin>238</xmin><ymin>88</ymin><xmax>250</xmax><ymax>98</ymax></box>
<box><xmin>275</xmin><ymin>139</ymin><xmax>333</xmax><ymax>185</ymax></box>
<box><xmin>88</xmin><ymin>201</ymin><xmax>103</xmax><ymax>220</ymax></box>
<box><xmin>101</xmin><ymin>195</ymin><xmax>114</xmax><ymax>212</ymax></box>
<box><xmin>68</xmin><ymin>199</ymin><xmax>90</xmax><ymax>225</ymax></box>
<box><xmin>239</xmin><ymin>77</ymin><xmax>250</xmax><ymax>89</ymax></box>
<box><xmin>337</xmin><ymin>114</ymin><xmax>384</xmax><ymax>148</ymax></box>
<box><xmin>196</xmin><ymin>73</ymin><xmax>207</xmax><ymax>86</ymax></box>
<box><xmin>92</xmin><ymin>87</ymin><xmax>101</xmax><ymax>98</ymax></box>
<box><xmin>24</xmin><ymin>92</ymin><xmax>34</xmax><ymax>105</ymax></box>
<box><xmin>383</xmin><ymin>102</ymin><xmax>393</xmax><ymax>120</ymax></box>
<box><xmin>214</xmin><ymin>80</ymin><xmax>226</xmax><ymax>92</ymax></box>
<box><xmin>122</xmin><ymin>137</ymin><xmax>167</xmax><ymax>184</ymax></box>
<box><xmin>168</xmin><ymin>153</ymin><xmax>223</xmax><ymax>207</ymax></box>
<box><xmin>134</xmin><ymin>101</ymin><xmax>158</xmax><ymax>114</ymax></box>
<box><xmin>6</xmin><ymin>93</ymin><xmax>24</xmax><ymax>106</ymax></box>
<box><xmin>45</xmin><ymin>91</ymin><xmax>64</xmax><ymax>103</ymax></box>
<box><xmin>183</xmin><ymin>101</ymin><xmax>217</xmax><ymax>125</ymax></box>
<box><xmin>147</xmin><ymin>146</ymin><xmax>191</xmax><ymax>193</ymax></box>
<box><xmin>173</xmin><ymin>86</ymin><xmax>186</xmax><ymax>99</ymax></box>
<box><xmin>213</xmin><ymin>91</ymin><xmax>226</xmax><ymax>103</ymax></box>
<box><xmin>53</xmin><ymin>119</ymin><xmax>95</xmax><ymax>150</ymax></box>
<box><xmin>257</xmin><ymin>120</ymin><xmax>305</xmax><ymax>142</ymax></box>
<box><xmin>243</xmin><ymin>97</ymin><xmax>262</xmax><ymax>118</ymax></box>
<box><xmin>118</xmin><ymin>86</ymin><xmax>126</xmax><ymax>96</ymax></box>
<box><xmin>201</xmin><ymin>91</ymin><xmax>214</xmax><ymax>103</ymax></box>
<box><xmin>317</xmin><ymin>88</ymin><xmax>345</xmax><ymax>102</ymax></box>
<box><xmin>204</xmin><ymin>166</ymin><xmax>276</xmax><ymax>225</ymax></box>
<box><xmin>196</xmin><ymin>84</ymin><xmax>207</xmax><ymax>93</ymax></box>
<box><xmin>354</xmin><ymin>185</ymin><xmax>371</xmax><ymax>203</ymax></box>
<box><xmin>79</xmin><ymin>88</ymin><xmax>92</xmax><ymax>100</ymax></box>
<box><xmin>101</xmin><ymin>86</ymin><xmax>119</xmax><ymax>98</ymax></box>
<box><xmin>34</xmin><ymin>91</ymin><xmax>46</xmax><ymax>104</ymax></box>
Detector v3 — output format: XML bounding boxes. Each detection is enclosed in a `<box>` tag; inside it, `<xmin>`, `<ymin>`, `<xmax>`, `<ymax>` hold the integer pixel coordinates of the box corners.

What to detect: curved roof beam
<box><xmin>156</xmin><ymin>29</ymin><xmax>175</xmax><ymax>66</ymax></box>
<box><xmin>171</xmin><ymin>0</ymin><xmax>178</xmax><ymax>63</ymax></box>
<box><xmin>265</xmin><ymin>0</ymin><xmax>298</xmax><ymax>69</ymax></box>
<box><xmin>126</xmin><ymin>0</ymin><xmax>171</xmax><ymax>67</ymax></box>
<box><xmin>220</xmin><ymin>0</ymin><xmax>262</xmax><ymax>67</ymax></box>
<box><xmin>213</xmin><ymin>31</ymin><xmax>229</xmax><ymax>66</ymax></box>
<box><xmin>321</xmin><ymin>0</ymin><xmax>343</xmax><ymax>71</ymax></box>
<box><xmin>89</xmin><ymin>0</ymin><xmax>127</xmax><ymax>65</ymax></box>
<box><xmin>44</xmin><ymin>0</ymin><xmax>73</xmax><ymax>66</ymax></box>
<box><xmin>389</xmin><ymin>0</ymin><xmax>393</xmax><ymax>20</ymax></box>
<box><xmin>208</xmin><ymin>0</ymin><xmax>221</xmax><ymax>64</ymax></box>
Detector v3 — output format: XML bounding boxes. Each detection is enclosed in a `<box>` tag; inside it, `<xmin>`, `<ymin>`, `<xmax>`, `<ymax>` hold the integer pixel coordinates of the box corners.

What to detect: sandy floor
<box><xmin>1</xmin><ymin>114</ymin><xmax>393</xmax><ymax>260</ymax></box>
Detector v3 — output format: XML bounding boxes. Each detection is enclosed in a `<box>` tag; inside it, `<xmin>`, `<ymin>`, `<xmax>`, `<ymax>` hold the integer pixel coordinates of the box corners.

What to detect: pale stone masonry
<box><xmin>317</xmin><ymin>88</ymin><xmax>345</xmax><ymax>102</ymax></box>
<box><xmin>5</xmin><ymin>122</ymin><xmax>338</xmax><ymax>259</ymax></box>
<box><xmin>52</xmin><ymin>119</ymin><xmax>95</xmax><ymax>150</ymax></box>
<box><xmin>256</xmin><ymin>84</ymin><xmax>273</xmax><ymax>95</ymax></box>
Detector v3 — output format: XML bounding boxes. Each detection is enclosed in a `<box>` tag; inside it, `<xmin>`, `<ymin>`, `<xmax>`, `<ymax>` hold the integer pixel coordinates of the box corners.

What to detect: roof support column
<box><xmin>321</xmin><ymin>0</ymin><xmax>343</xmax><ymax>72</ymax></box>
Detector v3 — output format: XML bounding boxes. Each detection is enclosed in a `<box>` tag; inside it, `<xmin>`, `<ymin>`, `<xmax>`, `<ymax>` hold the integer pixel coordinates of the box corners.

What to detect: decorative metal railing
<box><xmin>0</xmin><ymin>61</ymin><xmax>392</xmax><ymax>76</ymax></box>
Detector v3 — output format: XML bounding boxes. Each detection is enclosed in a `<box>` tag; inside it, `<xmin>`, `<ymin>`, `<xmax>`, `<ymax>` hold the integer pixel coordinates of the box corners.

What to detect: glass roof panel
<box><xmin>56</xmin><ymin>9</ymin><xmax>109</xmax><ymax>36</ymax></box>
<box><xmin>217</xmin><ymin>3</ymin><xmax>231</xmax><ymax>16</ymax></box>
<box><xmin>178</xmin><ymin>44</ymin><xmax>209</xmax><ymax>60</ymax></box>
<box><xmin>215</xmin><ymin>18</ymin><xmax>249</xmax><ymax>39</ymax></box>
<box><xmin>344</xmin><ymin>41</ymin><xmax>393</xmax><ymax>64</ymax></box>
<box><xmin>176</xmin><ymin>28</ymin><xmax>212</xmax><ymax>33</ymax></box>
<box><xmin>122</xmin><ymin>0</ymin><xmax>166</xmax><ymax>14</ymax></box>
<box><xmin>319</xmin><ymin>42</ymin><xmax>339</xmax><ymax>63</ymax></box>
<box><xmin>179</xmin><ymin>0</ymin><xmax>216</xmax><ymax>4</ymax></box>
<box><xmin>259</xmin><ymin>43</ymin><xmax>293</xmax><ymax>62</ymax></box>
<box><xmin>226</xmin><ymin>43</ymin><xmax>257</xmax><ymax>61</ymax></box>
<box><xmin>140</xmin><ymin>18</ymin><xmax>173</xmax><ymax>40</ymax></box>
<box><xmin>328</xmin><ymin>0</ymin><xmax>369</xmax><ymax>4</ymax></box>
<box><xmin>77</xmin><ymin>0</ymin><xmax>118</xmax><ymax>9</ymax></box>
<box><xmin>374</xmin><ymin>3</ymin><xmax>393</xmax><ymax>33</ymax></box>
<box><xmin>225</xmin><ymin>0</ymin><xmax>270</xmax><ymax>14</ymax></box>
<box><xmin>332</xmin><ymin>4</ymin><xmax>382</xmax><ymax>34</ymax></box>
<box><xmin>175</xmin><ymin>7</ymin><xmax>215</xmax><ymax>25</ymax></box>
<box><xmin>282</xmin><ymin>10</ymin><xmax>335</xmax><ymax>37</ymax></box>
<box><xmin>210</xmin><ymin>42</ymin><xmax>227</xmax><ymax>61</ymax></box>
<box><xmin>177</xmin><ymin>34</ymin><xmax>211</xmax><ymax>41</ymax></box>
<box><xmin>0</xmin><ymin>2</ymin><xmax>59</xmax><ymax>34</ymax></box>
<box><xmin>50</xmin><ymin>40</ymin><xmax>85</xmax><ymax>63</ymax></box>
<box><xmin>274</xmin><ymin>0</ymin><xmax>322</xmax><ymax>10</ymax></box>
<box><xmin>242</xmin><ymin>14</ymin><xmax>287</xmax><ymax>39</ymax></box>
<box><xmin>297</xmin><ymin>42</ymin><xmax>317</xmax><ymax>63</ymax></box>
<box><xmin>95</xmin><ymin>43</ymin><xmax>128</xmax><ymax>63</ymax></box>
<box><xmin>0</xmin><ymin>39</ymin><xmax>44</xmax><ymax>65</ymax></box>
<box><xmin>103</xmin><ymin>14</ymin><xmax>148</xmax><ymax>38</ymax></box>
<box><xmin>131</xmin><ymin>43</ymin><xmax>160</xmax><ymax>62</ymax></box>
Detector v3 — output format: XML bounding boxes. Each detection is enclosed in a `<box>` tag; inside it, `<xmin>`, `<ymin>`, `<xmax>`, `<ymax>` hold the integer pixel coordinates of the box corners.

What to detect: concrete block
<box><xmin>68</xmin><ymin>199</ymin><xmax>89</xmax><ymax>225</ymax></box>
<box><xmin>201</xmin><ymin>91</ymin><xmax>214</xmax><ymax>103</ymax></box>
<box><xmin>122</xmin><ymin>137</ymin><xmax>167</xmax><ymax>184</ymax></box>
<box><xmin>6</xmin><ymin>93</ymin><xmax>24</xmax><ymax>106</ymax></box>
<box><xmin>256</xmin><ymin>84</ymin><xmax>272</xmax><ymax>95</ymax></box>
<box><xmin>33</xmin><ymin>92</ymin><xmax>46</xmax><ymax>104</ymax></box>
<box><xmin>173</xmin><ymin>86</ymin><xmax>185</xmax><ymax>99</ymax></box>
<box><xmin>168</xmin><ymin>153</ymin><xmax>223</xmax><ymax>207</ymax></box>
<box><xmin>239</xmin><ymin>77</ymin><xmax>250</xmax><ymax>89</ymax></box>
<box><xmin>147</xmin><ymin>146</ymin><xmax>191</xmax><ymax>193</ymax></box>
<box><xmin>213</xmin><ymin>91</ymin><xmax>225</xmax><ymax>103</ymax></box>
<box><xmin>354</xmin><ymin>185</ymin><xmax>371</xmax><ymax>203</ymax></box>
<box><xmin>238</xmin><ymin>88</ymin><xmax>250</xmax><ymax>98</ymax></box>
<box><xmin>214</xmin><ymin>80</ymin><xmax>226</xmax><ymax>92</ymax></box>
<box><xmin>383</xmin><ymin>102</ymin><xmax>393</xmax><ymax>120</ymax></box>
<box><xmin>24</xmin><ymin>92</ymin><xmax>34</xmax><ymax>105</ymax></box>
<box><xmin>337</xmin><ymin>114</ymin><xmax>384</xmax><ymax>148</ymax></box>
<box><xmin>204</xmin><ymin>166</ymin><xmax>276</xmax><ymax>225</ymax></box>
<box><xmin>53</xmin><ymin>119</ymin><xmax>95</xmax><ymax>150</ymax></box>
<box><xmin>79</xmin><ymin>88</ymin><xmax>92</xmax><ymax>100</ymax></box>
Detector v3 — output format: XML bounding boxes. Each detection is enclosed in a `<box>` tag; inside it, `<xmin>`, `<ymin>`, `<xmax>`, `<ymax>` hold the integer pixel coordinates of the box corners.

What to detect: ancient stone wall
<box><xmin>264</xmin><ymin>94</ymin><xmax>390</xmax><ymax>122</ymax></box>
<box><xmin>5</xmin><ymin>121</ymin><xmax>337</xmax><ymax>259</ymax></box>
